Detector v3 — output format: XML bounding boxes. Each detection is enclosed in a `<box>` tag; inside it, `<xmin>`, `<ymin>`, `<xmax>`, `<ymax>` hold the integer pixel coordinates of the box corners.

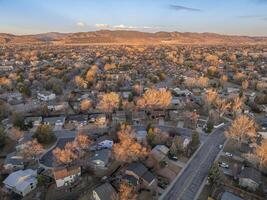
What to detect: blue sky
<box><xmin>0</xmin><ymin>0</ymin><xmax>267</xmax><ymax>36</ymax></box>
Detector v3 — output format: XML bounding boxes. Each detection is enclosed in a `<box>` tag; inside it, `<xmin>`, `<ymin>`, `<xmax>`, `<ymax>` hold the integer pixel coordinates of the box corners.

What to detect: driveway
<box><xmin>39</xmin><ymin>137</ymin><xmax>75</xmax><ymax>168</ymax></box>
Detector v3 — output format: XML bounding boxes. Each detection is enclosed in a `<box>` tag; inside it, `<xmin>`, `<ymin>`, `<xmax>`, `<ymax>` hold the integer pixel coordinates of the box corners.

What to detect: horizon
<box><xmin>1</xmin><ymin>0</ymin><xmax>267</xmax><ymax>36</ymax></box>
<box><xmin>2</xmin><ymin>29</ymin><xmax>267</xmax><ymax>38</ymax></box>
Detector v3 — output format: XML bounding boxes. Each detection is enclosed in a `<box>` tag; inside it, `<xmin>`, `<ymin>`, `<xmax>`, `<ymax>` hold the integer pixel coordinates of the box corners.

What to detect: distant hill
<box><xmin>1</xmin><ymin>30</ymin><xmax>267</xmax><ymax>45</ymax></box>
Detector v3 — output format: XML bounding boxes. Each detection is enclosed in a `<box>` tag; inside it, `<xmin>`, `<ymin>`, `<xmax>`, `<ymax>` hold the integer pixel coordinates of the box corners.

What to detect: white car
<box><xmin>219</xmin><ymin>162</ymin><xmax>229</xmax><ymax>168</ymax></box>
<box><xmin>225</xmin><ymin>152</ymin><xmax>233</xmax><ymax>157</ymax></box>
<box><xmin>219</xmin><ymin>145</ymin><xmax>223</xmax><ymax>149</ymax></box>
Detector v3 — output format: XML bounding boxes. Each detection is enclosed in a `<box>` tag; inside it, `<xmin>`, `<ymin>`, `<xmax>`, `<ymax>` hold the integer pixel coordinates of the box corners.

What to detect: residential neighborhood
<box><xmin>0</xmin><ymin>42</ymin><xmax>266</xmax><ymax>200</ymax></box>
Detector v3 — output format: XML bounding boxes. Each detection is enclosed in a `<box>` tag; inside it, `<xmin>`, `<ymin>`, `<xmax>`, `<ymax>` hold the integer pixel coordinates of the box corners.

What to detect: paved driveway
<box><xmin>39</xmin><ymin>137</ymin><xmax>75</xmax><ymax>168</ymax></box>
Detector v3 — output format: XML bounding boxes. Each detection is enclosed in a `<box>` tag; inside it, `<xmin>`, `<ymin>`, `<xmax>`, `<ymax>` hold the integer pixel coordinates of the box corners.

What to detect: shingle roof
<box><xmin>90</xmin><ymin>149</ymin><xmax>110</xmax><ymax>165</ymax></box>
<box><xmin>142</xmin><ymin>171</ymin><xmax>155</xmax><ymax>185</ymax></box>
<box><xmin>4</xmin><ymin>152</ymin><xmax>24</xmax><ymax>166</ymax></box>
<box><xmin>126</xmin><ymin>162</ymin><xmax>155</xmax><ymax>184</ymax></box>
<box><xmin>3</xmin><ymin>169</ymin><xmax>37</xmax><ymax>192</ymax></box>
<box><xmin>239</xmin><ymin>167</ymin><xmax>261</xmax><ymax>184</ymax></box>
<box><xmin>126</xmin><ymin>162</ymin><xmax>147</xmax><ymax>178</ymax></box>
<box><xmin>53</xmin><ymin>166</ymin><xmax>81</xmax><ymax>180</ymax></box>
<box><xmin>93</xmin><ymin>183</ymin><xmax>118</xmax><ymax>200</ymax></box>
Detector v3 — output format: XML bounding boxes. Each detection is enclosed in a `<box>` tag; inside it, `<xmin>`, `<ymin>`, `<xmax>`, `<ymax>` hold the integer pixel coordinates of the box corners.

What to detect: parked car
<box><xmin>169</xmin><ymin>156</ymin><xmax>178</xmax><ymax>161</ymax></box>
<box><xmin>219</xmin><ymin>162</ymin><xmax>229</xmax><ymax>169</ymax></box>
<box><xmin>225</xmin><ymin>152</ymin><xmax>233</xmax><ymax>157</ymax></box>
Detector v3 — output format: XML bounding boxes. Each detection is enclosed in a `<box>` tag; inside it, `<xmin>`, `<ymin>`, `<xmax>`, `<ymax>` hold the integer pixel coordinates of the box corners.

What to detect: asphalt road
<box><xmin>161</xmin><ymin>125</ymin><xmax>228</xmax><ymax>200</ymax></box>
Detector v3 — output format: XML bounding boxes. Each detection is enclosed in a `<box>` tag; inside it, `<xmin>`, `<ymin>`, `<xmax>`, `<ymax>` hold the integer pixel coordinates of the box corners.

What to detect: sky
<box><xmin>0</xmin><ymin>0</ymin><xmax>267</xmax><ymax>36</ymax></box>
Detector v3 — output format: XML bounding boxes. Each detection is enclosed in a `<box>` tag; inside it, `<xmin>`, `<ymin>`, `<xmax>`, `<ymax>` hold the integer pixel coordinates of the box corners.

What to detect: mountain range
<box><xmin>1</xmin><ymin>30</ymin><xmax>267</xmax><ymax>45</ymax></box>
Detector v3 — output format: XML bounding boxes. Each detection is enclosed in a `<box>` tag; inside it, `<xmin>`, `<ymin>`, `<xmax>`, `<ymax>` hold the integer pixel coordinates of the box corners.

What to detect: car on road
<box><xmin>225</xmin><ymin>152</ymin><xmax>233</xmax><ymax>157</ymax></box>
<box><xmin>219</xmin><ymin>162</ymin><xmax>229</xmax><ymax>169</ymax></box>
<box><xmin>219</xmin><ymin>144</ymin><xmax>223</xmax><ymax>149</ymax></box>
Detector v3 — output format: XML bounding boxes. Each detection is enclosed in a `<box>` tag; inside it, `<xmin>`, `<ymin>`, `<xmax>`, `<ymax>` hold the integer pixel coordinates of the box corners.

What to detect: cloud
<box><xmin>95</xmin><ymin>24</ymin><xmax>110</xmax><ymax>28</ymax></box>
<box><xmin>113</xmin><ymin>24</ymin><xmax>137</xmax><ymax>29</ymax></box>
<box><xmin>76</xmin><ymin>21</ymin><xmax>86</xmax><ymax>27</ymax></box>
<box><xmin>169</xmin><ymin>4</ymin><xmax>201</xmax><ymax>12</ymax></box>
<box><xmin>238</xmin><ymin>15</ymin><xmax>263</xmax><ymax>18</ymax></box>
<box><xmin>238</xmin><ymin>15</ymin><xmax>267</xmax><ymax>21</ymax></box>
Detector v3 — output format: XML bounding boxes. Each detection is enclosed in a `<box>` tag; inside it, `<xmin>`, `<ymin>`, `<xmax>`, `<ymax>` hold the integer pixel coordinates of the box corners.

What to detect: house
<box><xmin>3</xmin><ymin>169</ymin><xmax>37</xmax><ymax>197</ymax></box>
<box><xmin>24</xmin><ymin>116</ymin><xmax>42</xmax><ymax>127</ymax></box>
<box><xmin>0</xmin><ymin>92</ymin><xmax>23</xmax><ymax>102</ymax></box>
<box><xmin>92</xmin><ymin>183</ymin><xmax>118</xmax><ymax>200</ymax></box>
<box><xmin>4</xmin><ymin>152</ymin><xmax>24</xmax><ymax>172</ymax></box>
<box><xmin>90</xmin><ymin>149</ymin><xmax>111</xmax><ymax>168</ymax></box>
<box><xmin>169</xmin><ymin>110</ymin><xmax>180</xmax><ymax>121</ymax></box>
<box><xmin>238</xmin><ymin>167</ymin><xmax>261</xmax><ymax>191</ymax></box>
<box><xmin>53</xmin><ymin>166</ymin><xmax>81</xmax><ymax>188</ymax></box>
<box><xmin>197</xmin><ymin>117</ymin><xmax>208</xmax><ymax>129</ymax></box>
<box><xmin>112</xmin><ymin>111</ymin><xmax>127</xmax><ymax>124</ymax></box>
<box><xmin>98</xmin><ymin>140</ymin><xmax>113</xmax><ymax>149</ymax></box>
<box><xmin>151</xmin><ymin>145</ymin><xmax>169</xmax><ymax>162</ymax></box>
<box><xmin>0</xmin><ymin>65</ymin><xmax>14</xmax><ymax>72</ymax></box>
<box><xmin>122</xmin><ymin>91</ymin><xmax>131</xmax><ymax>99</ymax></box>
<box><xmin>173</xmin><ymin>88</ymin><xmax>192</xmax><ymax>96</ymax></box>
<box><xmin>132</xmin><ymin>111</ymin><xmax>146</xmax><ymax>125</ymax></box>
<box><xmin>149</xmin><ymin>110</ymin><xmax>165</xmax><ymax>119</ymax></box>
<box><xmin>133</xmin><ymin>126</ymin><xmax>147</xmax><ymax>143</ymax></box>
<box><xmin>171</xmin><ymin>97</ymin><xmax>181</xmax><ymax>106</ymax></box>
<box><xmin>227</xmin><ymin>87</ymin><xmax>240</xmax><ymax>94</ymax></box>
<box><xmin>89</xmin><ymin>113</ymin><xmax>107</xmax><ymax>125</ymax></box>
<box><xmin>37</xmin><ymin>91</ymin><xmax>56</xmax><ymax>101</ymax></box>
<box><xmin>43</xmin><ymin>116</ymin><xmax>65</xmax><ymax>131</ymax></box>
<box><xmin>125</xmin><ymin>162</ymin><xmax>157</xmax><ymax>189</ymax></box>
<box><xmin>47</xmin><ymin>102</ymin><xmax>68</xmax><ymax>112</ymax></box>
<box><xmin>67</xmin><ymin>114</ymin><xmax>88</xmax><ymax>126</ymax></box>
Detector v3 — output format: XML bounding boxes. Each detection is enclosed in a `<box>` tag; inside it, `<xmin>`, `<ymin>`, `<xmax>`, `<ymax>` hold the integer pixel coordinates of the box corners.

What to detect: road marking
<box><xmin>176</xmin><ymin>145</ymin><xmax>214</xmax><ymax>200</ymax></box>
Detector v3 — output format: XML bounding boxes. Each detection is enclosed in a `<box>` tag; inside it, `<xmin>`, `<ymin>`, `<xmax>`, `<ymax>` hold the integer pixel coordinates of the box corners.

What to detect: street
<box><xmin>160</xmin><ymin>125</ymin><xmax>228</xmax><ymax>200</ymax></box>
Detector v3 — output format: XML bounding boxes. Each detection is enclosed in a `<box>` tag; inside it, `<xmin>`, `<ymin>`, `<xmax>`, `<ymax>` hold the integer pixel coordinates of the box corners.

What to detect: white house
<box><xmin>53</xmin><ymin>166</ymin><xmax>81</xmax><ymax>188</ymax></box>
<box><xmin>37</xmin><ymin>91</ymin><xmax>56</xmax><ymax>101</ymax></box>
<box><xmin>3</xmin><ymin>169</ymin><xmax>37</xmax><ymax>197</ymax></box>
<box><xmin>0</xmin><ymin>65</ymin><xmax>13</xmax><ymax>72</ymax></box>
<box><xmin>24</xmin><ymin>116</ymin><xmax>42</xmax><ymax>127</ymax></box>
<box><xmin>98</xmin><ymin>140</ymin><xmax>113</xmax><ymax>149</ymax></box>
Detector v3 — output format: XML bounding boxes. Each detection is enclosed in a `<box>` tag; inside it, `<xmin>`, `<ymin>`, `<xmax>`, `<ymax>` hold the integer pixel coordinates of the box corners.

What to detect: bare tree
<box><xmin>216</xmin><ymin>99</ymin><xmax>231</xmax><ymax>117</ymax></box>
<box><xmin>74</xmin><ymin>75</ymin><xmax>87</xmax><ymax>88</ymax></box>
<box><xmin>204</xmin><ymin>89</ymin><xmax>219</xmax><ymax>111</ymax></box>
<box><xmin>137</xmin><ymin>88</ymin><xmax>172</xmax><ymax>110</ymax></box>
<box><xmin>20</xmin><ymin>139</ymin><xmax>44</xmax><ymax>160</ymax></box>
<box><xmin>255</xmin><ymin>139</ymin><xmax>267</xmax><ymax>169</ymax></box>
<box><xmin>97</xmin><ymin>92</ymin><xmax>120</xmax><ymax>119</ymax></box>
<box><xmin>53</xmin><ymin>141</ymin><xmax>78</xmax><ymax>165</ymax></box>
<box><xmin>80</xmin><ymin>99</ymin><xmax>91</xmax><ymax>112</ymax></box>
<box><xmin>242</xmin><ymin>80</ymin><xmax>249</xmax><ymax>90</ymax></box>
<box><xmin>113</xmin><ymin>125</ymin><xmax>148</xmax><ymax>162</ymax></box>
<box><xmin>232</xmin><ymin>96</ymin><xmax>243</xmax><ymax>116</ymax></box>
<box><xmin>9</xmin><ymin>127</ymin><xmax>24</xmax><ymax>141</ymax></box>
<box><xmin>220</xmin><ymin>75</ymin><xmax>228</xmax><ymax>88</ymax></box>
<box><xmin>76</xmin><ymin>133</ymin><xmax>91</xmax><ymax>150</ymax></box>
<box><xmin>118</xmin><ymin>182</ymin><xmax>137</xmax><ymax>200</ymax></box>
<box><xmin>225</xmin><ymin>115</ymin><xmax>257</xmax><ymax>147</ymax></box>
